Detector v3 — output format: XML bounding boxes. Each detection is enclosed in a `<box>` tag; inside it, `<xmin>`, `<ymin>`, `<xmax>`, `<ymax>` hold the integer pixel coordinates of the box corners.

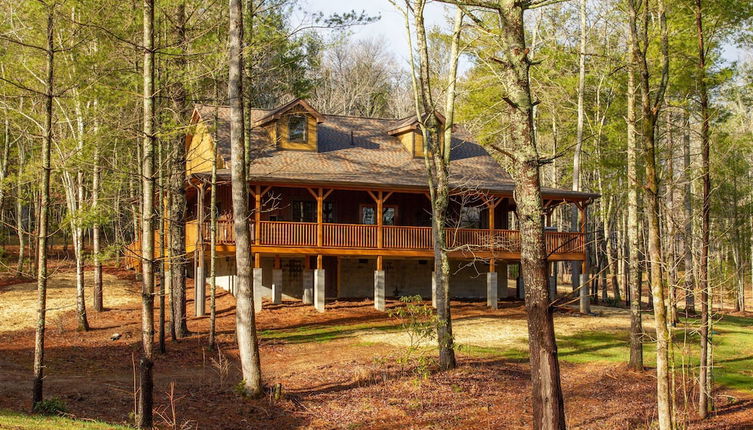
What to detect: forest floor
<box><xmin>1</xmin><ymin>262</ymin><xmax>752</xmax><ymax>429</ymax></box>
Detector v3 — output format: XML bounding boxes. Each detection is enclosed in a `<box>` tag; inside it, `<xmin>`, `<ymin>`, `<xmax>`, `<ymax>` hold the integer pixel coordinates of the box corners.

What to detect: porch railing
<box><xmin>191</xmin><ymin>220</ymin><xmax>585</xmax><ymax>256</ymax></box>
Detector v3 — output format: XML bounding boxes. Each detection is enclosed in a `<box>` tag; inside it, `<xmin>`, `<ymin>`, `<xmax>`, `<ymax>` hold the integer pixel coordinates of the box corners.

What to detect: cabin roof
<box><xmin>191</xmin><ymin>103</ymin><xmax>597</xmax><ymax>201</ymax></box>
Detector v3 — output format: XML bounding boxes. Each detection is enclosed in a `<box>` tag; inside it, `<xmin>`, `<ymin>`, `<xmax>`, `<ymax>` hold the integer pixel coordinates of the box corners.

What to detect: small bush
<box><xmin>387</xmin><ymin>295</ymin><xmax>438</xmax><ymax>379</ymax></box>
<box><xmin>33</xmin><ymin>398</ymin><xmax>68</xmax><ymax>415</ymax></box>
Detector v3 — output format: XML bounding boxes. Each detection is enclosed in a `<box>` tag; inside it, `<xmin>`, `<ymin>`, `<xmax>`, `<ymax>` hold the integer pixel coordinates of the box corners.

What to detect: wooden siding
<box><xmin>185</xmin><ymin>122</ymin><xmax>224</xmax><ymax>175</ymax></box>
<box><xmin>270</xmin><ymin>106</ymin><xmax>318</xmax><ymax>151</ymax></box>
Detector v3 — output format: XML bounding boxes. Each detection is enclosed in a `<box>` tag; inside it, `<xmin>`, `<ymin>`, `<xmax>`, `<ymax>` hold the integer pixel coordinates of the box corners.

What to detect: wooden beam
<box><xmin>316</xmin><ymin>254</ymin><xmax>323</xmax><ymax>270</ymax></box>
<box><xmin>254</xmin><ymin>252</ymin><xmax>261</xmax><ymax>268</ymax></box>
<box><xmin>316</xmin><ymin>188</ymin><xmax>323</xmax><ymax>247</ymax></box>
<box><xmin>376</xmin><ymin>255</ymin><xmax>383</xmax><ymax>271</ymax></box>
<box><xmin>254</xmin><ymin>184</ymin><xmax>262</xmax><ymax>245</ymax></box>
<box><xmin>274</xmin><ymin>254</ymin><xmax>281</xmax><ymax>269</ymax></box>
<box><xmin>377</xmin><ymin>191</ymin><xmax>383</xmax><ymax>249</ymax></box>
<box><xmin>489</xmin><ymin>257</ymin><xmax>495</xmax><ymax>273</ymax></box>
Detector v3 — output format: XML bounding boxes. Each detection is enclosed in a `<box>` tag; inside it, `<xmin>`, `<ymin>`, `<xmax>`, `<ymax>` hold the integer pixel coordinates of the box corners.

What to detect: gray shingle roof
<box><xmin>192</xmin><ymin>104</ymin><xmax>597</xmax><ymax>201</ymax></box>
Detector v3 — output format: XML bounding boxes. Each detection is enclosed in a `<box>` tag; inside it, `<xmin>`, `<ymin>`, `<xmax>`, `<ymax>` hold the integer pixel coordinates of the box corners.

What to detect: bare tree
<box><xmin>229</xmin><ymin>0</ymin><xmax>263</xmax><ymax>396</ymax></box>
<box><xmin>625</xmin><ymin>14</ymin><xmax>643</xmax><ymax>371</ymax></box>
<box><xmin>32</xmin><ymin>4</ymin><xmax>55</xmax><ymax>411</ymax></box>
<box><xmin>138</xmin><ymin>0</ymin><xmax>156</xmax><ymax>426</ymax></box>
<box><xmin>694</xmin><ymin>0</ymin><xmax>712</xmax><ymax>418</ymax></box>
<box><xmin>440</xmin><ymin>1</ymin><xmax>568</xmax><ymax>427</ymax></box>
<box><xmin>628</xmin><ymin>0</ymin><xmax>672</xmax><ymax>427</ymax></box>
<box><xmin>398</xmin><ymin>0</ymin><xmax>463</xmax><ymax>371</ymax></box>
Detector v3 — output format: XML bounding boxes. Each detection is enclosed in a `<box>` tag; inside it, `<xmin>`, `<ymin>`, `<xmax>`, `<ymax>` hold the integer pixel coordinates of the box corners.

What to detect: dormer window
<box><xmin>288</xmin><ymin>115</ymin><xmax>307</xmax><ymax>142</ymax></box>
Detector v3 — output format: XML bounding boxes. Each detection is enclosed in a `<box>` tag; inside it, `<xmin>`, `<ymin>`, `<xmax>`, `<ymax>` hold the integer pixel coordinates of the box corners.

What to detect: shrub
<box><xmin>33</xmin><ymin>398</ymin><xmax>68</xmax><ymax>416</ymax></box>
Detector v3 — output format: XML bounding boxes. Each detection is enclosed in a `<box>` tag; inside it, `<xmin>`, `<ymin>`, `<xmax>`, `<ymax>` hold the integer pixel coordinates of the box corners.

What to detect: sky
<box><xmin>301</xmin><ymin>0</ymin><xmax>454</xmax><ymax>67</ymax></box>
<box><xmin>303</xmin><ymin>0</ymin><xmax>750</xmax><ymax>67</ymax></box>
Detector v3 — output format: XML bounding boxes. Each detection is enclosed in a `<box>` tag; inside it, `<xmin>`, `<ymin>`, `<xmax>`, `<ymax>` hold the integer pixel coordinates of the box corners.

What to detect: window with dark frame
<box><xmin>361</xmin><ymin>205</ymin><xmax>397</xmax><ymax>225</ymax></box>
<box><xmin>291</xmin><ymin>200</ymin><xmax>334</xmax><ymax>223</ymax></box>
<box><xmin>288</xmin><ymin>114</ymin><xmax>307</xmax><ymax>142</ymax></box>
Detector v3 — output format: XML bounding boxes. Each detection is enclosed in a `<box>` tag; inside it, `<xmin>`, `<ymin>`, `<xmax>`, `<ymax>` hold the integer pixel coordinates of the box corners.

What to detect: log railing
<box><xmin>188</xmin><ymin>220</ymin><xmax>584</xmax><ymax>256</ymax></box>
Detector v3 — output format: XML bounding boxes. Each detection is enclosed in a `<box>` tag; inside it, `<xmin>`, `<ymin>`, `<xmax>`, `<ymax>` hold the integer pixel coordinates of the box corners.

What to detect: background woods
<box><xmin>0</xmin><ymin>0</ymin><xmax>752</xmax><ymax>429</ymax></box>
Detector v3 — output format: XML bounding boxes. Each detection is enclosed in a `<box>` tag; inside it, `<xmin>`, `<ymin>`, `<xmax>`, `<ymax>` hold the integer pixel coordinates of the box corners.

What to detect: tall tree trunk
<box><xmin>665</xmin><ymin>111</ymin><xmax>678</xmax><ymax>326</ymax></box>
<box><xmin>571</xmin><ymin>0</ymin><xmax>587</xmax><ymax>312</ymax></box>
<box><xmin>695</xmin><ymin>0</ymin><xmax>712</xmax><ymax>418</ymax></box>
<box><xmin>473</xmin><ymin>3</ymin><xmax>568</xmax><ymax>427</ymax></box>
<box><xmin>15</xmin><ymin>140</ymin><xmax>25</xmax><ymax>278</ymax></box>
<box><xmin>407</xmin><ymin>0</ymin><xmax>461</xmax><ymax>371</ymax></box>
<box><xmin>170</xmin><ymin>1</ymin><xmax>189</xmax><ymax>339</ymax></box>
<box><xmin>32</xmin><ymin>8</ymin><xmax>54</xmax><ymax>410</ymax></box>
<box><xmin>92</xmin><ymin>130</ymin><xmax>103</xmax><ymax>312</ymax></box>
<box><xmin>683</xmin><ymin>109</ymin><xmax>695</xmax><ymax>315</ymax></box>
<box><xmin>626</xmin><ymin>17</ymin><xmax>644</xmax><ymax>371</ymax></box>
<box><xmin>208</xmin><ymin>129</ymin><xmax>217</xmax><ymax>349</ymax></box>
<box><xmin>138</xmin><ymin>0</ymin><xmax>155</xmax><ymax>426</ymax></box>
<box><xmin>229</xmin><ymin>0</ymin><xmax>262</xmax><ymax>396</ymax></box>
<box><xmin>629</xmin><ymin>0</ymin><xmax>672</xmax><ymax>427</ymax></box>
<box><xmin>72</xmin><ymin>98</ymin><xmax>89</xmax><ymax>332</ymax></box>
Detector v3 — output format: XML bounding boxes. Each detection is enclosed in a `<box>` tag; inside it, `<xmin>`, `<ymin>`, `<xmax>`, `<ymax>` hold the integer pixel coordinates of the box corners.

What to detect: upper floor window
<box><xmin>288</xmin><ymin>115</ymin><xmax>307</xmax><ymax>142</ymax></box>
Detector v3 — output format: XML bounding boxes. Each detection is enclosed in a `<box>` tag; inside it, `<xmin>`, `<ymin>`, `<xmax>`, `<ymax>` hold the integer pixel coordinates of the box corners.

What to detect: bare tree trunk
<box><xmin>629</xmin><ymin>0</ymin><xmax>672</xmax><ymax>427</ymax></box>
<box><xmin>463</xmin><ymin>2</ymin><xmax>568</xmax><ymax>427</ymax></box>
<box><xmin>93</xmin><ymin>135</ymin><xmax>103</xmax><ymax>312</ymax></box>
<box><xmin>138</xmin><ymin>0</ymin><xmax>155</xmax><ymax>426</ymax></box>
<box><xmin>208</xmin><ymin>133</ymin><xmax>217</xmax><ymax>349</ymax></box>
<box><xmin>695</xmin><ymin>0</ymin><xmax>713</xmax><ymax>418</ymax></box>
<box><xmin>15</xmin><ymin>140</ymin><xmax>25</xmax><ymax>278</ymax></box>
<box><xmin>170</xmin><ymin>1</ymin><xmax>189</xmax><ymax>339</ymax></box>
<box><xmin>571</xmin><ymin>0</ymin><xmax>587</xmax><ymax>310</ymax></box>
<box><xmin>229</xmin><ymin>0</ymin><xmax>262</xmax><ymax>396</ymax></box>
<box><xmin>626</xmin><ymin>17</ymin><xmax>643</xmax><ymax>371</ymax></box>
<box><xmin>406</xmin><ymin>0</ymin><xmax>461</xmax><ymax>371</ymax></box>
<box><xmin>32</xmin><ymin>8</ymin><xmax>54</xmax><ymax>410</ymax></box>
<box><xmin>683</xmin><ymin>109</ymin><xmax>695</xmax><ymax>315</ymax></box>
<box><xmin>665</xmin><ymin>112</ymin><xmax>678</xmax><ymax>326</ymax></box>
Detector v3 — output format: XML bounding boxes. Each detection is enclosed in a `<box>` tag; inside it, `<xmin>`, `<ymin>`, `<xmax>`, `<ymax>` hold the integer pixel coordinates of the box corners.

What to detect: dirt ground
<box><xmin>0</xmin><ymin>264</ymin><xmax>752</xmax><ymax>429</ymax></box>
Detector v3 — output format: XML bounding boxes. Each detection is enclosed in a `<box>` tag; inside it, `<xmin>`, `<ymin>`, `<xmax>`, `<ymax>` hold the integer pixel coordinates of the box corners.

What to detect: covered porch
<box><xmin>185</xmin><ymin>179</ymin><xmax>591</xmax><ymax>315</ymax></box>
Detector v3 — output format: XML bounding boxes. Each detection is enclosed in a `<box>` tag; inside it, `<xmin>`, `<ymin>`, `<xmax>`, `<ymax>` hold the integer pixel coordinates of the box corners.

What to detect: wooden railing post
<box><xmin>254</xmin><ymin>184</ymin><xmax>261</xmax><ymax>245</ymax></box>
<box><xmin>377</xmin><ymin>191</ymin><xmax>383</xmax><ymax>248</ymax></box>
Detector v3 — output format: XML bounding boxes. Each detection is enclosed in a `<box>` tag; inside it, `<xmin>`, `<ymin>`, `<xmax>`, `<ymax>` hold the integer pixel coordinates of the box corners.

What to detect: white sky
<box><xmin>303</xmin><ymin>0</ymin><xmax>749</xmax><ymax>66</ymax></box>
<box><xmin>301</xmin><ymin>0</ymin><xmax>454</xmax><ymax>68</ymax></box>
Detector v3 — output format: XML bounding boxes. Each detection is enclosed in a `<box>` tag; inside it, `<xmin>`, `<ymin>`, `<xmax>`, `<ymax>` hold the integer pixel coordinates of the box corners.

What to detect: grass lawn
<box><xmin>0</xmin><ymin>410</ymin><xmax>131</xmax><ymax>430</ymax></box>
<box><xmin>458</xmin><ymin>312</ymin><xmax>753</xmax><ymax>393</ymax></box>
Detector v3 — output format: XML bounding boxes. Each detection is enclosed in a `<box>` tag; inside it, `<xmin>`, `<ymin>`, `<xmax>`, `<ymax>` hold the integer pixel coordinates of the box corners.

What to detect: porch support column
<box><xmin>374</xmin><ymin>256</ymin><xmax>385</xmax><ymax>311</ymax></box>
<box><xmin>368</xmin><ymin>190</ymin><xmax>393</xmax><ymax>250</ymax></box>
<box><xmin>302</xmin><ymin>256</ymin><xmax>313</xmax><ymax>304</ymax></box>
<box><xmin>578</xmin><ymin>203</ymin><xmax>590</xmax><ymax>314</ymax></box>
<box><xmin>314</xmin><ymin>255</ymin><xmax>325</xmax><ymax>312</ymax></box>
<box><xmin>253</xmin><ymin>253</ymin><xmax>263</xmax><ymax>313</ymax></box>
<box><xmin>254</xmin><ymin>185</ymin><xmax>261</xmax><ymax>245</ymax></box>
<box><xmin>272</xmin><ymin>255</ymin><xmax>283</xmax><ymax>304</ymax></box>
<box><xmin>487</xmin><ymin>258</ymin><xmax>498</xmax><ymax>309</ymax></box>
<box><xmin>195</xmin><ymin>183</ymin><xmax>206</xmax><ymax>317</ymax></box>
<box><xmin>308</xmin><ymin>187</ymin><xmax>333</xmax><ymax>249</ymax></box>
<box><xmin>499</xmin><ymin>261</ymin><xmax>508</xmax><ymax>299</ymax></box>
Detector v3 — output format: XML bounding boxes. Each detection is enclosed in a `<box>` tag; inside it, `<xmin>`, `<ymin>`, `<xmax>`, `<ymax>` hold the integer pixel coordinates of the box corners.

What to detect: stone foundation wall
<box><xmin>205</xmin><ymin>255</ymin><xmax>516</xmax><ymax>300</ymax></box>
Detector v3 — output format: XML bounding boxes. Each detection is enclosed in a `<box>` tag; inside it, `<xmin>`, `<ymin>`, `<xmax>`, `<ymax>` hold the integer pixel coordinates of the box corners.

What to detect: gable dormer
<box><xmin>388</xmin><ymin>112</ymin><xmax>446</xmax><ymax>158</ymax></box>
<box><xmin>255</xmin><ymin>99</ymin><xmax>324</xmax><ymax>152</ymax></box>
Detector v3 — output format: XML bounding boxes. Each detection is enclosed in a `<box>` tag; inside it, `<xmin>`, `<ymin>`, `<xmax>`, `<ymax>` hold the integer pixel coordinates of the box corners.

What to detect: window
<box><xmin>458</xmin><ymin>206</ymin><xmax>481</xmax><ymax>229</ymax></box>
<box><xmin>291</xmin><ymin>201</ymin><xmax>334</xmax><ymax>223</ymax></box>
<box><xmin>361</xmin><ymin>205</ymin><xmax>397</xmax><ymax>225</ymax></box>
<box><xmin>288</xmin><ymin>115</ymin><xmax>307</xmax><ymax>142</ymax></box>
<box><xmin>291</xmin><ymin>201</ymin><xmax>315</xmax><ymax>222</ymax></box>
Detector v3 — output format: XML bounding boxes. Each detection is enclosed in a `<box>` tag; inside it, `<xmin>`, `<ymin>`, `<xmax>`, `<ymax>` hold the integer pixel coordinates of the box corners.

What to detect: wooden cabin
<box><xmin>174</xmin><ymin>99</ymin><xmax>595</xmax><ymax>312</ymax></box>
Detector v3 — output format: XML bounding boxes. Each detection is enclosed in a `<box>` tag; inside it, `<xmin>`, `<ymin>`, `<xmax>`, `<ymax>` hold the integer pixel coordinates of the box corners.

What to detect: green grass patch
<box><xmin>260</xmin><ymin>322</ymin><xmax>399</xmax><ymax>343</ymax></box>
<box><xmin>454</xmin><ymin>313</ymin><xmax>753</xmax><ymax>393</ymax></box>
<box><xmin>0</xmin><ymin>410</ymin><xmax>131</xmax><ymax>430</ymax></box>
